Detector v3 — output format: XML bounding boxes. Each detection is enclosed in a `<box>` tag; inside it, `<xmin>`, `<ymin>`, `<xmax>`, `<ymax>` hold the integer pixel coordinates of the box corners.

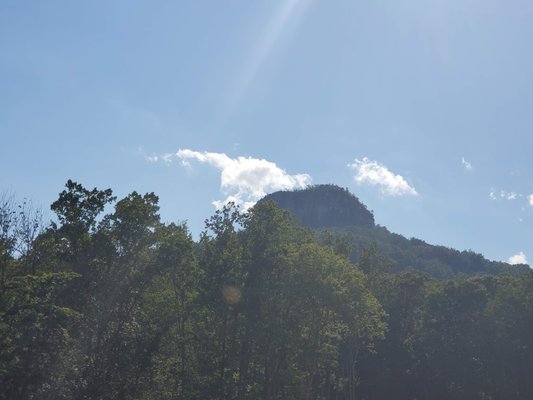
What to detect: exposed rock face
<box><xmin>261</xmin><ymin>184</ymin><xmax>375</xmax><ymax>228</ymax></box>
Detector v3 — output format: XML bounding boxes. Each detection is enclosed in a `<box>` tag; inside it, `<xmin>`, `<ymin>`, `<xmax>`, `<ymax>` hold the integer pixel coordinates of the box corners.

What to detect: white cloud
<box><xmin>144</xmin><ymin>152</ymin><xmax>174</xmax><ymax>164</ymax></box>
<box><xmin>348</xmin><ymin>157</ymin><xmax>418</xmax><ymax>197</ymax></box>
<box><xmin>489</xmin><ymin>189</ymin><xmax>521</xmax><ymax>201</ymax></box>
<box><xmin>461</xmin><ymin>157</ymin><xmax>472</xmax><ymax>170</ymax></box>
<box><xmin>504</xmin><ymin>191</ymin><xmax>519</xmax><ymax>200</ymax></box>
<box><xmin>529</xmin><ymin>194</ymin><xmax>533</xmax><ymax>207</ymax></box>
<box><xmin>145</xmin><ymin>154</ymin><xmax>159</xmax><ymax>163</ymax></box>
<box><xmin>161</xmin><ymin>153</ymin><xmax>174</xmax><ymax>164</ymax></box>
<box><xmin>508</xmin><ymin>251</ymin><xmax>528</xmax><ymax>265</ymax></box>
<box><xmin>176</xmin><ymin>149</ymin><xmax>311</xmax><ymax>209</ymax></box>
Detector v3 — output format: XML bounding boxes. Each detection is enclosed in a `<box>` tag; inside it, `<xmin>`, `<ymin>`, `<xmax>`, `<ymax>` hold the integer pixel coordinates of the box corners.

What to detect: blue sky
<box><xmin>1</xmin><ymin>0</ymin><xmax>532</xmax><ymax>265</ymax></box>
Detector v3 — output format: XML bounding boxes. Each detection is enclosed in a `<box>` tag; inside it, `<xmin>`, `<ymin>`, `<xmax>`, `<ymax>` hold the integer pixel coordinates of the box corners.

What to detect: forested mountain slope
<box><xmin>261</xmin><ymin>184</ymin><xmax>528</xmax><ymax>278</ymax></box>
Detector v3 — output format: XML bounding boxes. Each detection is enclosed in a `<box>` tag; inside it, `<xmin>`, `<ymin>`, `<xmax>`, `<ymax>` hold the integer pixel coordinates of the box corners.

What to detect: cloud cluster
<box><xmin>489</xmin><ymin>189</ymin><xmax>520</xmax><ymax>201</ymax></box>
<box><xmin>508</xmin><ymin>251</ymin><xmax>528</xmax><ymax>265</ymax></box>
<box><xmin>529</xmin><ymin>194</ymin><xmax>533</xmax><ymax>207</ymax></box>
<box><xmin>348</xmin><ymin>158</ymin><xmax>418</xmax><ymax>197</ymax></box>
<box><xmin>176</xmin><ymin>149</ymin><xmax>311</xmax><ymax>209</ymax></box>
<box><xmin>461</xmin><ymin>157</ymin><xmax>472</xmax><ymax>171</ymax></box>
<box><xmin>145</xmin><ymin>153</ymin><xmax>173</xmax><ymax>164</ymax></box>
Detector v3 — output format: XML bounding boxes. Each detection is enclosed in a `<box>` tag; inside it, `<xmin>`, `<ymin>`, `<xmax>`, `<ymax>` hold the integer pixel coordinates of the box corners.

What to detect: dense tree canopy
<box><xmin>0</xmin><ymin>181</ymin><xmax>532</xmax><ymax>399</ymax></box>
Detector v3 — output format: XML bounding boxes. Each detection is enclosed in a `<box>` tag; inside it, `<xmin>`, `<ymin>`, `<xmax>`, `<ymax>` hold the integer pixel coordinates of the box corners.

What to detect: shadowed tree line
<box><xmin>0</xmin><ymin>181</ymin><xmax>532</xmax><ymax>399</ymax></box>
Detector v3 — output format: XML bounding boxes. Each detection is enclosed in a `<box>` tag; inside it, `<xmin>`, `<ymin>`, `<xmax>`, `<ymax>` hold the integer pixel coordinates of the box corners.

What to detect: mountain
<box><xmin>262</xmin><ymin>184</ymin><xmax>375</xmax><ymax>228</ymax></box>
<box><xmin>260</xmin><ymin>184</ymin><xmax>527</xmax><ymax>279</ymax></box>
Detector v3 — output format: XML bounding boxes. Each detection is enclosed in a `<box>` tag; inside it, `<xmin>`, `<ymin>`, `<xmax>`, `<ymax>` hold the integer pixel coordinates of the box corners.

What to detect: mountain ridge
<box><xmin>260</xmin><ymin>184</ymin><xmax>528</xmax><ymax>278</ymax></box>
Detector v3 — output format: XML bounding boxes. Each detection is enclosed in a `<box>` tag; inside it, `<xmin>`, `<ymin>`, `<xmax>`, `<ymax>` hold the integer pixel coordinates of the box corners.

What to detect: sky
<box><xmin>1</xmin><ymin>0</ymin><xmax>532</xmax><ymax>265</ymax></box>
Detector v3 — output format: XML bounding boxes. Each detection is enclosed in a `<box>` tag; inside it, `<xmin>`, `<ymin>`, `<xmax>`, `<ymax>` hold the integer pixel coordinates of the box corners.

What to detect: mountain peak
<box><xmin>261</xmin><ymin>184</ymin><xmax>375</xmax><ymax>228</ymax></box>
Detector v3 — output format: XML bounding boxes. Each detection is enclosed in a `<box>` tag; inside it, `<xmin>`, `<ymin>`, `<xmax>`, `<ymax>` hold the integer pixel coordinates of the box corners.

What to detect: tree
<box><xmin>141</xmin><ymin>222</ymin><xmax>200</xmax><ymax>399</ymax></box>
<box><xmin>486</xmin><ymin>271</ymin><xmax>533</xmax><ymax>399</ymax></box>
<box><xmin>0</xmin><ymin>272</ymin><xmax>79</xmax><ymax>400</ymax></box>
<box><xmin>195</xmin><ymin>202</ymin><xmax>247</xmax><ymax>399</ymax></box>
<box><xmin>416</xmin><ymin>277</ymin><xmax>497</xmax><ymax>399</ymax></box>
<box><xmin>0</xmin><ymin>193</ymin><xmax>17</xmax><ymax>295</ymax></box>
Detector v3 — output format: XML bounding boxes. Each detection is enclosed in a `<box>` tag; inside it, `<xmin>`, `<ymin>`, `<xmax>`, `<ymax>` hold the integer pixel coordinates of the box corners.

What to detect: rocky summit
<box><xmin>261</xmin><ymin>184</ymin><xmax>375</xmax><ymax>229</ymax></box>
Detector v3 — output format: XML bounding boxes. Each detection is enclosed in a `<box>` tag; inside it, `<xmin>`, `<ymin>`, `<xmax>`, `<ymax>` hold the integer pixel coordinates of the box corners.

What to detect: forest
<box><xmin>1</xmin><ymin>181</ymin><xmax>532</xmax><ymax>400</ymax></box>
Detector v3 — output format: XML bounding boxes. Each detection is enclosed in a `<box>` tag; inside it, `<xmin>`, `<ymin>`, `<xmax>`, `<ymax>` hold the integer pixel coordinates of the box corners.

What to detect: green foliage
<box><xmin>319</xmin><ymin>224</ymin><xmax>524</xmax><ymax>279</ymax></box>
<box><xmin>1</xmin><ymin>181</ymin><xmax>533</xmax><ymax>399</ymax></box>
<box><xmin>265</xmin><ymin>184</ymin><xmax>526</xmax><ymax>279</ymax></box>
<box><xmin>0</xmin><ymin>272</ymin><xmax>80</xmax><ymax>399</ymax></box>
<box><xmin>51</xmin><ymin>180</ymin><xmax>115</xmax><ymax>231</ymax></box>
